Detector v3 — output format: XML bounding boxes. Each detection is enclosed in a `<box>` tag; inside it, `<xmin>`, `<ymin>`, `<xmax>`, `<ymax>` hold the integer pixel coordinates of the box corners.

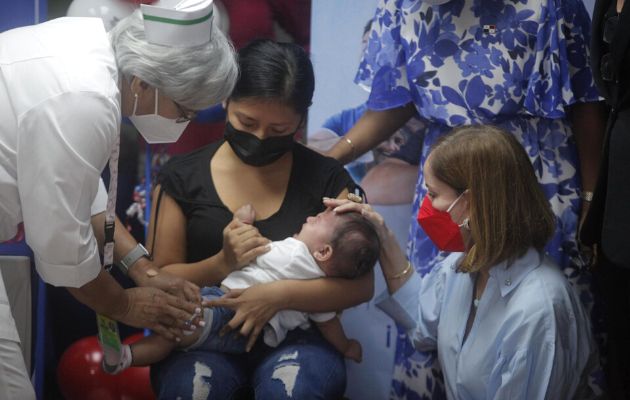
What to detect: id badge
<box><xmin>97</xmin><ymin>314</ymin><xmax>122</xmax><ymax>353</ymax></box>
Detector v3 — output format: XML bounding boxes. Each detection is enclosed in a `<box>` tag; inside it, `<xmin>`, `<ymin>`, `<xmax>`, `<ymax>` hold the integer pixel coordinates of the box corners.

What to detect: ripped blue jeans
<box><xmin>150</xmin><ymin>286</ymin><xmax>346</xmax><ymax>399</ymax></box>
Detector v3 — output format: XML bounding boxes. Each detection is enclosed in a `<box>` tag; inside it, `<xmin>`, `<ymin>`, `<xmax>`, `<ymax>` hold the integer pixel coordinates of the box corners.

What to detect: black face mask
<box><xmin>224</xmin><ymin>121</ymin><xmax>297</xmax><ymax>166</ymax></box>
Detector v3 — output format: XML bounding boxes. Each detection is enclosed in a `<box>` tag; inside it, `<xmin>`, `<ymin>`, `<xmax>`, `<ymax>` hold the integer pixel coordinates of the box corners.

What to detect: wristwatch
<box><xmin>118</xmin><ymin>243</ymin><xmax>150</xmax><ymax>275</ymax></box>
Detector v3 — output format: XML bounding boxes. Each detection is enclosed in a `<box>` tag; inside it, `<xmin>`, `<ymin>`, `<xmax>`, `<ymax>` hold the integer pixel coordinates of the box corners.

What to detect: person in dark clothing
<box><xmin>582</xmin><ymin>0</ymin><xmax>630</xmax><ymax>397</ymax></box>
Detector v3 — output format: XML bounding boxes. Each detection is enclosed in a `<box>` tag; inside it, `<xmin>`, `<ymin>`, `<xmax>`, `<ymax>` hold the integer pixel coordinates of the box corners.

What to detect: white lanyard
<box><xmin>103</xmin><ymin>129</ymin><xmax>120</xmax><ymax>270</ymax></box>
<box><xmin>97</xmin><ymin>131</ymin><xmax>123</xmax><ymax>364</ymax></box>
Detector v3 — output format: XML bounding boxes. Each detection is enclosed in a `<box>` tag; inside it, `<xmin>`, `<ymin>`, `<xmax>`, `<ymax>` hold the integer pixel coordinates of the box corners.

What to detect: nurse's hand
<box><xmin>203</xmin><ymin>282</ymin><xmax>283</xmax><ymax>352</ymax></box>
<box><xmin>132</xmin><ymin>263</ymin><xmax>202</xmax><ymax>306</ymax></box>
<box><xmin>220</xmin><ymin>214</ymin><xmax>271</xmax><ymax>272</ymax></box>
<box><xmin>115</xmin><ymin>286</ymin><xmax>201</xmax><ymax>341</ymax></box>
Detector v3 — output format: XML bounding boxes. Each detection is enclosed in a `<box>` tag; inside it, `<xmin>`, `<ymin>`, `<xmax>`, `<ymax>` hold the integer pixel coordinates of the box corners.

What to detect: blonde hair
<box><xmin>429</xmin><ymin>125</ymin><xmax>555</xmax><ymax>272</ymax></box>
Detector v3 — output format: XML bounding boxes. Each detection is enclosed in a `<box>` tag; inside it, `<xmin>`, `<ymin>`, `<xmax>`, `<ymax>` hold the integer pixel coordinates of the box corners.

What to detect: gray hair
<box><xmin>108</xmin><ymin>10</ymin><xmax>238</xmax><ymax>110</ymax></box>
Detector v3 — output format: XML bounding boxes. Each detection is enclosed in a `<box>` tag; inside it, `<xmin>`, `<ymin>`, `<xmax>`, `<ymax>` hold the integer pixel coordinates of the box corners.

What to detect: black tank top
<box><xmin>157</xmin><ymin>140</ymin><xmax>354</xmax><ymax>263</ymax></box>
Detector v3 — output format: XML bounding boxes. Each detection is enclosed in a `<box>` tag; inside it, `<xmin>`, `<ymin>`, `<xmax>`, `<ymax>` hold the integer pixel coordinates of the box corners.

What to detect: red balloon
<box><xmin>122</xmin><ymin>332</ymin><xmax>146</xmax><ymax>346</ymax></box>
<box><xmin>57</xmin><ymin>335</ymin><xmax>155</xmax><ymax>400</ymax></box>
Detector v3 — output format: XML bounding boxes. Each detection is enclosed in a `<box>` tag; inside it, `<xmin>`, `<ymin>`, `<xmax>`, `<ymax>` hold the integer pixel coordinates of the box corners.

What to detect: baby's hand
<box><xmin>344</xmin><ymin>339</ymin><xmax>363</xmax><ymax>363</ymax></box>
<box><xmin>234</xmin><ymin>204</ymin><xmax>256</xmax><ymax>225</ymax></box>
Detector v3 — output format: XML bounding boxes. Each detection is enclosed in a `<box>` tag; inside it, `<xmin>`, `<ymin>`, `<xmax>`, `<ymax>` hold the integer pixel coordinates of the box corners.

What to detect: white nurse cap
<box><xmin>141</xmin><ymin>0</ymin><xmax>214</xmax><ymax>47</ymax></box>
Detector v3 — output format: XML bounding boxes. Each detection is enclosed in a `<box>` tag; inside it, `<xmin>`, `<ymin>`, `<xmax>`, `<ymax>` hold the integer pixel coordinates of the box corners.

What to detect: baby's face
<box><xmin>295</xmin><ymin>208</ymin><xmax>339</xmax><ymax>252</ymax></box>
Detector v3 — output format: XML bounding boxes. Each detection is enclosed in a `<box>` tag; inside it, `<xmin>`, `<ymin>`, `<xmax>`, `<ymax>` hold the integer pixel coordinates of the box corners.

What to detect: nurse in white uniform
<box><xmin>0</xmin><ymin>1</ymin><xmax>237</xmax><ymax>397</ymax></box>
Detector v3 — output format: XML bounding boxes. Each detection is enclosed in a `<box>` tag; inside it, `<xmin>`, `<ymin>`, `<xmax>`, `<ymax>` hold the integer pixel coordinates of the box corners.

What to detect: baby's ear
<box><xmin>313</xmin><ymin>244</ymin><xmax>333</xmax><ymax>262</ymax></box>
<box><xmin>234</xmin><ymin>204</ymin><xmax>256</xmax><ymax>224</ymax></box>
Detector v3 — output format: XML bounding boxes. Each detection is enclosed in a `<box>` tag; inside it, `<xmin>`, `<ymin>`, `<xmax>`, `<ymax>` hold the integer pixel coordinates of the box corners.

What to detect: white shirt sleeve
<box><xmin>17</xmin><ymin>91</ymin><xmax>119</xmax><ymax>287</ymax></box>
<box><xmin>91</xmin><ymin>178</ymin><xmax>107</xmax><ymax>216</ymax></box>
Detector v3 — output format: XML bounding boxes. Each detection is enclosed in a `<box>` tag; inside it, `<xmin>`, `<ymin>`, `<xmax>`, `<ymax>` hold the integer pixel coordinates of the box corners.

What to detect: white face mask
<box><xmin>128</xmin><ymin>88</ymin><xmax>189</xmax><ymax>144</ymax></box>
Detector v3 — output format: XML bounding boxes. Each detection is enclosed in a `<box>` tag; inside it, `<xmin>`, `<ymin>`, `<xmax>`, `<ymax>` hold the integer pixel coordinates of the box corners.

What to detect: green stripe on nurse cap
<box><xmin>141</xmin><ymin>0</ymin><xmax>214</xmax><ymax>47</ymax></box>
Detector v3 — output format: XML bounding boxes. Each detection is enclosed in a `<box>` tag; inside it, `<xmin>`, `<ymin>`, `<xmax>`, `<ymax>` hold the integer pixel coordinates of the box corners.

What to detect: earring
<box><xmin>462</xmin><ymin>217</ymin><xmax>470</xmax><ymax>230</ymax></box>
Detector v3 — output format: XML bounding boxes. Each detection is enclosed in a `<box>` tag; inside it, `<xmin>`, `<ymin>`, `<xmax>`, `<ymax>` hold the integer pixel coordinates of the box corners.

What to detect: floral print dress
<box><xmin>356</xmin><ymin>0</ymin><xmax>604</xmax><ymax>397</ymax></box>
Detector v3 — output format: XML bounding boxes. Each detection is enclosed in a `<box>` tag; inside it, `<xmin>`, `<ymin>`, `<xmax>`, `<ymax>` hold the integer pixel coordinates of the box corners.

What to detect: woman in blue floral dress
<box><xmin>327</xmin><ymin>0</ymin><xmax>607</xmax><ymax>397</ymax></box>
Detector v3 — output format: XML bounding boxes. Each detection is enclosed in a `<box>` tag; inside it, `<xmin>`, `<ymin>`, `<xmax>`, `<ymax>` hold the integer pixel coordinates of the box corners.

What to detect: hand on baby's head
<box><xmin>235</xmin><ymin>204</ymin><xmax>256</xmax><ymax>225</ymax></box>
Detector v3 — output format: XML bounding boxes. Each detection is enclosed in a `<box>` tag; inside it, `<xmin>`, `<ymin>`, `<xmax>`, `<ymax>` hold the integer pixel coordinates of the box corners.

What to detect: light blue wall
<box><xmin>308</xmin><ymin>0</ymin><xmax>378</xmax><ymax>134</ymax></box>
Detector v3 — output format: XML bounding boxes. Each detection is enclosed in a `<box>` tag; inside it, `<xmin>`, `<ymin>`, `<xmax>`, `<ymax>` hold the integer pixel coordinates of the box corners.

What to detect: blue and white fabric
<box><xmin>355</xmin><ymin>0</ymin><xmax>604</xmax><ymax>397</ymax></box>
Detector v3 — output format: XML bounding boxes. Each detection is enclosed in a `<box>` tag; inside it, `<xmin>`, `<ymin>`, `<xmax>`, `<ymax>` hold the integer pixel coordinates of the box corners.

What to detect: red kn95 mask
<box><xmin>417</xmin><ymin>192</ymin><xmax>468</xmax><ymax>252</ymax></box>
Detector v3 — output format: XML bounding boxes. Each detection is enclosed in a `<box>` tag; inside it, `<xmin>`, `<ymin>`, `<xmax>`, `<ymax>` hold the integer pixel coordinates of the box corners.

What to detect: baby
<box><xmin>104</xmin><ymin>204</ymin><xmax>380</xmax><ymax>374</ymax></box>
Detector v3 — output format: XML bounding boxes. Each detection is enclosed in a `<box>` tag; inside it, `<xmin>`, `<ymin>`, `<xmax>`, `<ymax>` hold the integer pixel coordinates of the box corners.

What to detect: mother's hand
<box><xmin>203</xmin><ymin>282</ymin><xmax>284</xmax><ymax>352</ymax></box>
<box><xmin>221</xmin><ymin>217</ymin><xmax>271</xmax><ymax>272</ymax></box>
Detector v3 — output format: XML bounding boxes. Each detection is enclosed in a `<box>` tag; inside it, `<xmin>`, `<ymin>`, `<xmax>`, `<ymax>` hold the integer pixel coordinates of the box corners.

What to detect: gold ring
<box><xmin>347</xmin><ymin>193</ymin><xmax>363</xmax><ymax>203</ymax></box>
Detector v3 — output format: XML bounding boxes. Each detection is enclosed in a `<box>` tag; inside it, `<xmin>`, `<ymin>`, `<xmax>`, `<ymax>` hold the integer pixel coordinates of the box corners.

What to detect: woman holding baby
<box><xmin>146</xmin><ymin>39</ymin><xmax>368</xmax><ymax>399</ymax></box>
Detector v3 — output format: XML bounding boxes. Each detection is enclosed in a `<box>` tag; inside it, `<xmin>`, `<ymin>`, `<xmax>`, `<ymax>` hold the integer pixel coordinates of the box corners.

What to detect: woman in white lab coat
<box><xmin>0</xmin><ymin>4</ymin><xmax>237</xmax><ymax>398</ymax></box>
